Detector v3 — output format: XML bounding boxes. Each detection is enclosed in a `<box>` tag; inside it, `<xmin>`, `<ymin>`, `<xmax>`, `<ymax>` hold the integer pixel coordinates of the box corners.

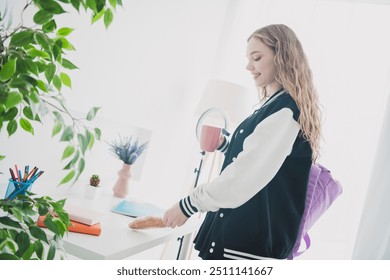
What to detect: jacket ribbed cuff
<box><xmin>179</xmin><ymin>196</ymin><xmax>198</xmax><ymax>218</ymax></box>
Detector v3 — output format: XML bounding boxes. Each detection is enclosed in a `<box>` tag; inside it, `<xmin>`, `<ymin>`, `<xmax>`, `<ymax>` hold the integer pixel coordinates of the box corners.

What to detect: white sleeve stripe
<box><xmin>183</xmin><ymin>197</ymin><xmax>195</xmax><ymax>214</ymax></box>
<box><xmin>190</xmin><ymin>108</ymin><xmax>300</xmax><ymax>212</ymax></box>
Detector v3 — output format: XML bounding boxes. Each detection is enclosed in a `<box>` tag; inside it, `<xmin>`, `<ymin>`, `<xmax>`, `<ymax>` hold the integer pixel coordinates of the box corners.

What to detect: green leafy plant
<box><xmin>0</xmin><ymin>0</ymin><xmax>122</xmax><ymax>185</ymax></box>
<box><xmin>0</xmin><ymin>193</ymin><xmax>71</xmax><ymax>260</ymax></box>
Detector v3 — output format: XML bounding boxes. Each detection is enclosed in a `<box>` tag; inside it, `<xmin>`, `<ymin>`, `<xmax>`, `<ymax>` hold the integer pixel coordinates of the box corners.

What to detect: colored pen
<box><xmin>30</xmin><ymin>170</ymin><xmax>44</xmax><ymax>183</ymax></box>
<box><xmin>22</xmin><ymin>166</ymin><xmax>29</xmax><ymax>182</ymax></box>
<box><xmin>15</xmin><ymin>164</ymin><xmax>21</xmax><ymax>182</ymax></box>
<box><xmin>27</xmin><ymin>166</ymin><xmax>37</xmax><ymax>180</ymax></box>
<box><xmin>9</xmin><ymin>168</ymin><xmax>17</xmax><ymax>181</ymax></box>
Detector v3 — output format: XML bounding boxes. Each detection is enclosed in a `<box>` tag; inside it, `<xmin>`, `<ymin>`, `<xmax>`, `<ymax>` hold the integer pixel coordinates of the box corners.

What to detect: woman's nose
<box><xmin>246</xmin><ymin>62</ymin><xmax>253</xmax><ymax>71</ymax></box>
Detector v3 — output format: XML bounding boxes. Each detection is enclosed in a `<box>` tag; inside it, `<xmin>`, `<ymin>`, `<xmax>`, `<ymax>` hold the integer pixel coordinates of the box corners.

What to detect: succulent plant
<box><xmin>89</xmin><ymin>174</ymin><xmax>100</xmax><ymax>187</ymax></box>
<box><xmin>108</xmin><ymin>135</ymin><xmax>149</xmax><ymax>165</ymax></box>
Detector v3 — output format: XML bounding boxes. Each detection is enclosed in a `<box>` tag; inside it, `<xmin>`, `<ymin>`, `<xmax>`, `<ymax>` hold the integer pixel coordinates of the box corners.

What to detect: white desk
<box><xmin>6</xmin><ymin>181</ymin><xmax>202</xmax><ymax>260</ymax></box>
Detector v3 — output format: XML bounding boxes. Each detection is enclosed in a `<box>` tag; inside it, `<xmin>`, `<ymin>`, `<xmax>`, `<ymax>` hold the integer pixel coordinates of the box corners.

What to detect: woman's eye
<box><xmin>254</xmin><ymin>57</ymin><xmax>261</xmax><ymax>61</ymax></box>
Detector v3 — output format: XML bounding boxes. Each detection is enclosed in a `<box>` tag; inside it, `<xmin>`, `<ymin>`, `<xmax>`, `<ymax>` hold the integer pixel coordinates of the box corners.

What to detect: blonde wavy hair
<box><xmin>248</xmin><ymin>24</ymin><xmax>322</xmax><ymax>161</ymax></box>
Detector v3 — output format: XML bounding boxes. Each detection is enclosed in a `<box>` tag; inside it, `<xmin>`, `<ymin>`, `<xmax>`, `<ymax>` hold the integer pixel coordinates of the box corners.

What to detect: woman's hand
<box><xmin>163</xmin><ymin>202</ymin><xmax>188</xmax><ymax>228</ymax></box>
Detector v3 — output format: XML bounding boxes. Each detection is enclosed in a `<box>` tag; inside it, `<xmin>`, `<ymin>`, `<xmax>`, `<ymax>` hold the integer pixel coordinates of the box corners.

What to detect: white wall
<box><xmin>2</xmin><ymin>0</ymin><xmax>390</xmax><ymax>260</ymax></box>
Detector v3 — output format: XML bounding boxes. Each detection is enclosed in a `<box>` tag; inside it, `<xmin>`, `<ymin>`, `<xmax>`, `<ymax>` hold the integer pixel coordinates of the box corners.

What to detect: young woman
<box><xmin>163</xmin><ymin>24</ymin><xmax>322</xmax><ymax>260</ymax></box>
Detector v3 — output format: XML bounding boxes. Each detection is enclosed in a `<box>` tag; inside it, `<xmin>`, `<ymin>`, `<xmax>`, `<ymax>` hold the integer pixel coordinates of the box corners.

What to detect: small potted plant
<box><xmin>85</xmin><ymin>174</ymin><xmax>101</xmax><ymax>199</ymax></box>
<box><xmin>108</xmin><ymin>135</ymin><xmax>149</xmax><ymax>198</ymax></box>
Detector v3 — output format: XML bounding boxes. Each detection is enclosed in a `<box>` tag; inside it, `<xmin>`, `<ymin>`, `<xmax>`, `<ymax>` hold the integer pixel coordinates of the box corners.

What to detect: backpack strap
<box><xmin>289</xmin><ymin>233</ymin><xmax>311</xmax><ymax>259</ymax></box>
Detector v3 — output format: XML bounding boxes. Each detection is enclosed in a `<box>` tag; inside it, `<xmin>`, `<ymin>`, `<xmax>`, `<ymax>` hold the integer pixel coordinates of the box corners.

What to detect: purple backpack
<box><xmin>288</xmin><ymin>163</ymin><xmax>343</xmax><ymax>259</ymax></box>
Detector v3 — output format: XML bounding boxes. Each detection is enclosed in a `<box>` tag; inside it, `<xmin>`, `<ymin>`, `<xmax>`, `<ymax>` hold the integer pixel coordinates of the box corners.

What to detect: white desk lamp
<box><xmin>175</xmin><ymin>79</ymin><xmax>253</xmax><ymax>259</ymax></box>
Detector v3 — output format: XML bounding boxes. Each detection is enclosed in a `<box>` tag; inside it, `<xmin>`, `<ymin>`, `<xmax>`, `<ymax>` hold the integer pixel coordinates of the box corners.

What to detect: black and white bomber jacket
<box><xmin>180</xmin><ymin>88</ymin><xmax>312</xmax><ymax>260</ymax></box>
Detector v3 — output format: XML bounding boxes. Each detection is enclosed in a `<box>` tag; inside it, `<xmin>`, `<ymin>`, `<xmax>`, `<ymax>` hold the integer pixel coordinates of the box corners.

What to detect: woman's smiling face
<box><xmin>246</xmin><ymin>37</ymin><xmax>281</xmax><ymax>94</ymax></box>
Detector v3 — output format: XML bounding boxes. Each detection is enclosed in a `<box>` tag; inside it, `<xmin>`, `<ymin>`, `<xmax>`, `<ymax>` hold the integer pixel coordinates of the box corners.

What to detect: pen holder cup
<box><xmin>5</xmin><ymin>179</ymin><xmax>34</xmax><ymax>200</ymax></box>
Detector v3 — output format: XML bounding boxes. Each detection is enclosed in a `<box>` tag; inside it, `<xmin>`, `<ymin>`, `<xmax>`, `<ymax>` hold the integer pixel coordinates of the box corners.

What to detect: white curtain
<box><xmin>352</xmin><ymin>92</ymin><xmax>390</xmax><ymax>259</ymax></box>
<box><xmin>210</xmin><ymin>0</ymin><xmax>390</xmax><ymax>259</ymax></box>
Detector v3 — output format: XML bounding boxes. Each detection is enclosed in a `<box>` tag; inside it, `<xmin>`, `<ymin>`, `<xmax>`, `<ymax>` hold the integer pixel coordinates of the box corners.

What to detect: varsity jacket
<box><xmin>179</xmin><ymin>88</ymin><xmax>312</xmax><ymax>260</ymax></box>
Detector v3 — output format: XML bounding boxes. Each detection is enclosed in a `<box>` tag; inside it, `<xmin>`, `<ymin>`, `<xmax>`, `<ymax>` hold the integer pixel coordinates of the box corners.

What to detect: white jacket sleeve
<box><xmin>184</xmin><ymin>108</ymin><xmax>300</xmax><ymax>214</ymax></box>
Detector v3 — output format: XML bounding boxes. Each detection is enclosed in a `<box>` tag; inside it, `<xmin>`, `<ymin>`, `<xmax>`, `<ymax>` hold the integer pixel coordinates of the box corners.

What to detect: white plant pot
<box><xmin>85</xmin><ymin>184</ymin><xmax>101</xmax><ymax>199</ymax></box>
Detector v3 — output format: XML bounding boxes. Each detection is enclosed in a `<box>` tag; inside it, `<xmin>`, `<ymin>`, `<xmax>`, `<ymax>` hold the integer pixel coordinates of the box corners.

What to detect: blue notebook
<box><xmin>111</xmin><ymin>200</ymin><xmax>164</xmax><ymax>217</ymax></box>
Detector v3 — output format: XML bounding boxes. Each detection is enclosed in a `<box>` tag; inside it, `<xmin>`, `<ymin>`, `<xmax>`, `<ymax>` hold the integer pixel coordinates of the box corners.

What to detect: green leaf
<box><xmin>109</xmin><ymin>0</ymin><xmax>117</xmax><ymax>10</ymax></box>
<box><xmin>53</xmin><ymin>40</ymin><xmax>62</xmax><ymax>61</ymax></box>
<box><xmin>25</xmin><ymin>59</ymin><xmax>39</xmax><ymax>75</ymax></box>
<box><xmin>0</xmin><ymin>59</ymin><xmax>16</xmax><ymax>82</ymax></box>
<box><xmin>78</xmin><ymin>157</ymin><xmax>85</xmax><ymax>175</ymax></box>
<box><xmin>36</xmin><ymin>61</ymin><xmax>47</xmax><ymax>73</ymax></box>
<box><xmin>15</xmin><ymin>58</ymin><xmax>28</xmax><ymax>75</ymax></box>
<box><xmin>53</xmin><ymin>75</ymin><xmax>62</xmax><ymax>91</ymax></box>
<box><xmin>36</xmin><ymin>79</ymin><xmax>48</xmax><ymax>92</ymax></box>
<box><xmin>104</xmin><ymin>8</ymin><xmax>114</xmax><ymax>28</ymax></box>
<box><xmin>59</xmin><ymin>37</ymin><xmax>76</xmax><ymax>50</ymax></box>
<box><xmin>0</xmin><ymin>155</ymin><xmax>5</xmax><ymax>161</ymax></box>
<box><xmin>47</xmin><ymin>243</ymin><xmax>56</xmax><ymax>260</ymax></box>
<box><xmin>9</xmin><ymin>31</ymin><xmax>35</xmax><ymax>47</ymax></box>
<box><xmin>96</xmin><ymin>0</ymin><xmax>106</xmax><ymax>12</ymax></box>
<box><xmin>38</xmin><ymin>204</ymin><xmax>49</xmax><ymax>216</ymax></box>
<box><xmin>86</xmin><ymin>130</ymin><xmax>95</xmax><ymax>150</ymax></box>
<box><xmin>70</xmin><ymin>150</ymin><xmax>80</xmax><ymax>166</ymax></box>
<box><xmin>86</xmin><ymin>0</ymin><xmax>98</xmax><ymax>13</ymax></box>
<box><xmin>5</xmin><ymin>91</ymin><xmax>22</xmax><ymax>108</ymax></box>
<box><xmin>0</xmin><ymin>253</ymin><xmax>19</xmax><ymax>260</ymax></box>
<box><xmin>62</xmin><ymin>145</ymin><xmax>75</xmax><ymax>160</ymax></box>
<box><xmin>23</xmin><ymin>106</ymin><xmax>33</xmax><ymax>120</ymax></box>
<box><xmin>52</xmin><ymin>120</ymin><xmax>62</xmax><ymax>137</ymax></box>
<box><xmin>86</xmin><ymin>106</ymin><xmax>100</xmax><ymax>121</ymax></box>
<box><xmin>60</xmin><ymin>126</ymin><xmax>74</xmax><ymax>141</ymax></box>
<box><xmin>20</xmin><ymin>118</ymin><xmax>34</xmax><ymax>135</ymax></box>
<box><xmin>21</xmin><ymin>244</ymin><xmax>35</xmax><ymax>260</ymax></box>
<box><xmin>16</xmin><ymin>231</ymin><xmax>30</xmax><ymax>257</ymax></box>
<box><xmin>78</xmin><ymin>133</ymin><xmax>88</xmax><ymax>155</ymax></box>
<box><xmin>26</xmin><ymin>48</ymin><xmax>50</xmax><ymax>59</ymax></box>
<box><xmin>42</xmin><ymin>19</ymin><xmax>57</xmax><ymax>33</ymax></box>
<box><xmin>33</xmin><ymin>10</ymin><xmax>53</xmax><ymax>24</ymax></box>
<box><xmin>7</xmin><ymin>120</ymin><xmax>17</xmax><ymax>137</ymax></box>
<box><xmin>9</xmin><ymin>77</ymin><xmax>27</xmax><ymax>89</ymax></box>
<box><xmin>0</xmin><ymin>216</ymin><xmax>22</xmax><ymax>229</ymax></box>
<box><xmin>29</xmin><ymin>226</ymin><xmax>49</xmax><ymax>244</ymax></box>
<box><xmin>43</xmin><ymin>219</ymin><xmax>59</xmax><ymax>235</ymax></box>
<box><xmin>91</xmin><ymin>8</ymin><xmax>105</xmax><ymax>24</ymax></box>
<box><xmin>34</xmin><ymin>33</ymin><xmax>51</xmax><ymax>52</ymax></box>
<box><xmin>94</xmin><ymin>127</ymin><xmax>102</xmax><ymax>140</ymax></box>
<box><xmin>59</xmin><ymin>170</ymin><xmax>75</xmax><ymax>185</ymax></box>
<box><xmin>33</xmin><ymin>241</ymin><xmax>44</xmax><ymax>259</ymax></box>
<box><xmin>45</xmin><ymin>63</ymin><xmax>56</xmax><ymax>83</ymax></box>
<box><xmin>29</xmin><ymin>90</ymin><xmax>40</xmax><ymax>103</ymax></box>
<box><xmin>59</xmin><ymin>72</ymin><xmax>71</xmax><ymax>88</ymax></box>
<box><xmin>57</xmin><ymin>27</ymin><xmax>74</xmax><ymax>36</ymax></box>
<box><xmin>61</xmin><ymin>58</ymin><xmax>78</xmax><ymax>70</ymax></box>
<box><xmin>11</xmin><ymin>207</ymin><xmax>24</xmax><ymax>222</ymax></box>
<box><xmin>70</xmin><ymin>0</ymin><xmax>81</xmax><ymax>11</ymax></box>
<box><xmin>3</xmin><ymin>107</ymin><xmax>18</xmax><ymax>121</ymax></box>
<box><xmin>40</xmin><ymin>0</ymin><xmax>67</xmax><ymax>14</ymax></box>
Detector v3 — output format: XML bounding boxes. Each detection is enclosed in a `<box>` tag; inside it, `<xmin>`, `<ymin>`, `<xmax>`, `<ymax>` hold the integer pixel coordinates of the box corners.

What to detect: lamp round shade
<box><xmin>195</xmin><ymin>79</ymin><xmax>255</xmax><ymax>125</ymax></box>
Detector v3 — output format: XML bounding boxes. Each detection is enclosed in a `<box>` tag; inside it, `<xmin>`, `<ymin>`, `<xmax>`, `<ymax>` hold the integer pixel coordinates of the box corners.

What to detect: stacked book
<box><xmin>37</xmin><ymin>204</ymin><xmax>104</xmax><ymax>236</ymax></box>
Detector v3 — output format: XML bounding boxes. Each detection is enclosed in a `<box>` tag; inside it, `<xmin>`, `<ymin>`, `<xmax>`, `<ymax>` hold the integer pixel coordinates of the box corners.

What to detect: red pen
<box><xmin>9</xmin><ymin>168</ymin><xmax>17</xmax><ymax>181</ymax></box>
